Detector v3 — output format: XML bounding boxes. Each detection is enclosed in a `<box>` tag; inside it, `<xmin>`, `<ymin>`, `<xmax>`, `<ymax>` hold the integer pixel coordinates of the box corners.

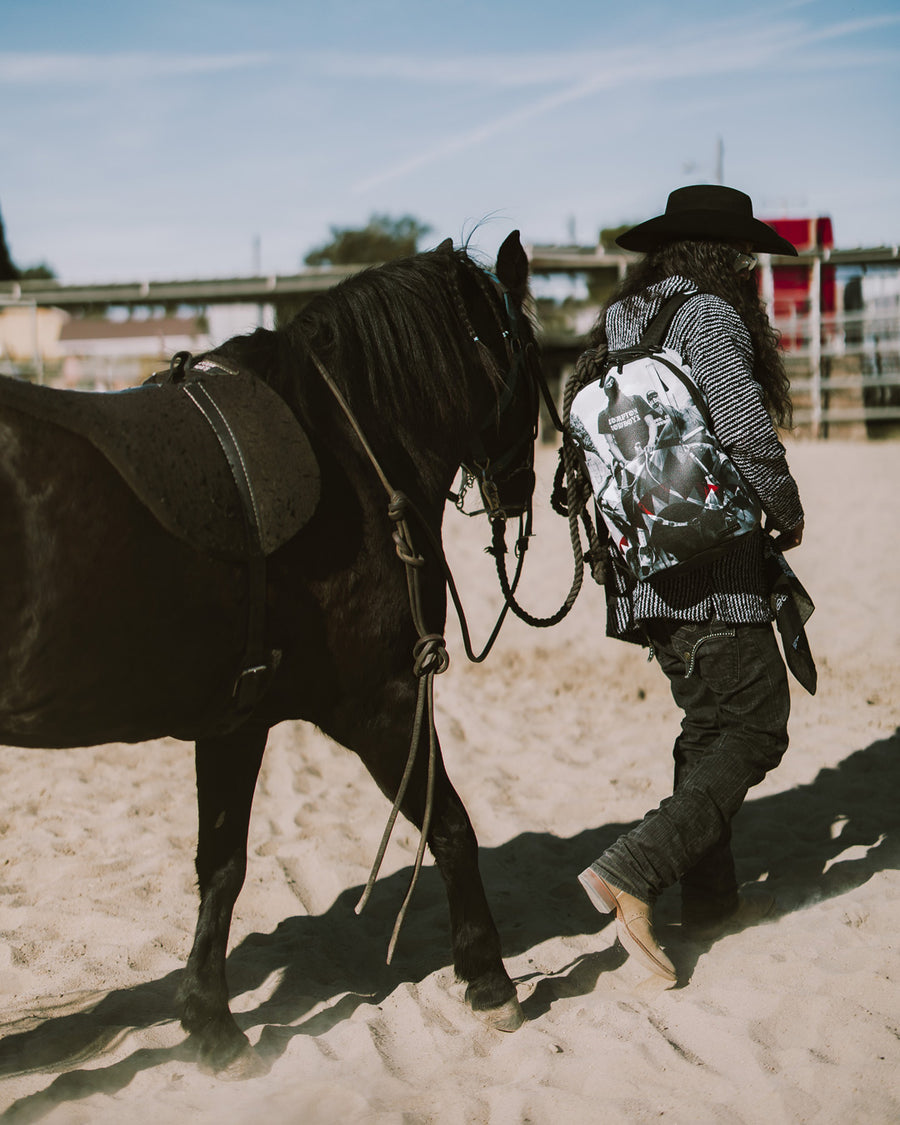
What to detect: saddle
<box><xmin>0</xmin><ymin>356</ymin><xmax>321</xmax><ymax>721</ymax></box>
<box><xmin>0</xmin><ymin>357</ymin><xmax>320</xmax><ymax>560</ymax></box>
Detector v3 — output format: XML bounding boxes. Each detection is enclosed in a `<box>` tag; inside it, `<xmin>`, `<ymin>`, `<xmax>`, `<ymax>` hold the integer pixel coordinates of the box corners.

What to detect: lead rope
<box><xmin>305</xmin><ymin>348</ymin><xmax>446</xmax><ymax>960</ymax></box>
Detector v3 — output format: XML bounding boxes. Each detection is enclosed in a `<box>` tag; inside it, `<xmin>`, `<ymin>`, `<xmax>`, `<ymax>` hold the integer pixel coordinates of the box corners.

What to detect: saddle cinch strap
<box><xmin>179</xmin><ymin>358</ymin><xmax>281</xmax><ymax>712</ymax></box>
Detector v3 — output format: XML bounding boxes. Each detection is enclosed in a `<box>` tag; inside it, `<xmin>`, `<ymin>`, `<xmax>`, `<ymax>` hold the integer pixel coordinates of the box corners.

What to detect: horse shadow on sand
<box><xmin>2</xmin><ymin>727</ymin><xmax>898</xmax><ymax>1121</ymax></box>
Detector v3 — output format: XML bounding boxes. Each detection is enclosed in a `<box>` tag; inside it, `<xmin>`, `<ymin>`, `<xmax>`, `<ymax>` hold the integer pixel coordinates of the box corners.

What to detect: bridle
<box><xmin>453</xmin><ymin>270</ymin><xmax>604</xmax><ymax>635</ymax></box>
<box><xmin>453</xmin><ymin>274</ymin><xmax>543</xmax><ymax>524</ymax></box>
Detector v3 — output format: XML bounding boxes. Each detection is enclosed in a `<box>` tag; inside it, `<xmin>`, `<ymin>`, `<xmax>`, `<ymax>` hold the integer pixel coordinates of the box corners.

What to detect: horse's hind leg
<box><xmin>329</xmin><ymin>686</ymin><xmax>523</xmax><ymax>1030</ymax></box>
<box><xmin>177</xmin><ymin>722</ymin><xmax>268</xmax><ymax>1073</ymax></box>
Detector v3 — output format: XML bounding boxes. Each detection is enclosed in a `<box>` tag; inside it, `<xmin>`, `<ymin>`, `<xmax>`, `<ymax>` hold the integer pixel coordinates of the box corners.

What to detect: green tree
<box><xmin>599</xmin><ymin>224</ymin><xmax>632</xmax><ymax>251</ymax></box>
<box><xmin>0</xmin><ymin>203</ymin><xmax>18</xmax><ymax>281</ymax></box>
<box><xmin>19</xmin><ymin>263</ymin><xmax>56</xmax><ymax>280</ymax></box>
<box><xmin>0</xmin><ymin>202</ymin><xmax>57</xmax><ymax>281</ymax></box>
<box><xmin>304</xmin><ymin>213</ymin><xmax>433</xmax><ymax>266</ymax></box>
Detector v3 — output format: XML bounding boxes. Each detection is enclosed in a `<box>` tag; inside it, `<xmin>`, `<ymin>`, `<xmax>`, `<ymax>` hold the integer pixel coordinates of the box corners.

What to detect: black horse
<box><xmin>0</xmin><ymin>232</ymin><xmax>542</xmax><ymax>1072</ymax></box>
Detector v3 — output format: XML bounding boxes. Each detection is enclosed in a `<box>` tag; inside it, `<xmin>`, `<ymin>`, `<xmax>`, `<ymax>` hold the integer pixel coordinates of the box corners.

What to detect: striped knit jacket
<box><xmin>601</xmin><ymin>275</ymin><xmax>805</xmax><ymax>640</ymax></box>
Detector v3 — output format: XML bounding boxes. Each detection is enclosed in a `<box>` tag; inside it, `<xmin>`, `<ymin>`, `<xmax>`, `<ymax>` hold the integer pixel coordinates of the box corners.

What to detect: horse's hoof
<box><xmin>195</xmin><ymin>1039</ymin><xmax>269</xmax><ymax>1080</ymax></box>
<box><xmin>186</xmin><ymin>1021</ymin><xmax>265</xmax><ymax>1079</ymax></box>
<box><xmin>475</xmin><ymin>996</ymin><xmax>525</xmax><ymax>1032</ymax></box>
<box><xmin>217</xmin><ymin>1045</ymin><xmax>270</xmax><ymax>1081</ymax></box>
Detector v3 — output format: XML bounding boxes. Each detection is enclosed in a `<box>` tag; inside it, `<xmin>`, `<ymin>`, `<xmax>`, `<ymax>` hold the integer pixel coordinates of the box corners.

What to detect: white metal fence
<box><xmin>772</xmin><ymin>305</ymin><xmax>900</xmax><ymax>436</ymax></box>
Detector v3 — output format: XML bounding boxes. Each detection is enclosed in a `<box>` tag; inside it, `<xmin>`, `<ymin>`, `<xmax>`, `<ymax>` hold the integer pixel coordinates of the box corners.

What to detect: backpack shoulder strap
<box><xmin>639</xmin><ymin>291</ymin><xmax>698</xmax><ymax>350</ymax></box>
<box><xmin>637</xmin><ymin>292</ymin><xmax>720</xmax><ymax>431</ymax></box>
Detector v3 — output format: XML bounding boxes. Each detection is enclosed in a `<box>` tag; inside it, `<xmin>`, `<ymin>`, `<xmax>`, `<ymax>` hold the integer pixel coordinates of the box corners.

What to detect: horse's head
<box><xmin>285</xmin><ymin>230</ymin><xmax>544</xmax><ymax>522</ymax></box>
<box><xmin>452</xmin><ymin>231</ymin><xmax>543</xmax><ymax>522</ymax></box>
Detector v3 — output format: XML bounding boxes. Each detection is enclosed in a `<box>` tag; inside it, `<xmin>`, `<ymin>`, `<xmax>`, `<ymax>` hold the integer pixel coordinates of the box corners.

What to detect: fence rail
<box><xmin>770</xmin><ymin>303</ymin><xmax>900</xmax><ymax>436</ymax></box>
<box><xmin>4</xmin><ymin>254</ymin><xmax>900</xmax><ymax>437</ymax></box>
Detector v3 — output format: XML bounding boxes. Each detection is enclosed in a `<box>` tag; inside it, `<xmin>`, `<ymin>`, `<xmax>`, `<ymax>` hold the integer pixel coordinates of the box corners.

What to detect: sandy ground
<box><xmin>0</xmin><ymin>437</ymin><xmax>898</xmax><ymax>1124</ymax></box>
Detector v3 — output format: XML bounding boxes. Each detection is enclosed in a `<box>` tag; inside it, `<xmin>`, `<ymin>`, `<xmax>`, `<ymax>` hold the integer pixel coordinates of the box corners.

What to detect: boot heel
<box><xmin>578</xmin><ymin>867</ymin><xmax>618</xmax><ymax>914</ymax></box>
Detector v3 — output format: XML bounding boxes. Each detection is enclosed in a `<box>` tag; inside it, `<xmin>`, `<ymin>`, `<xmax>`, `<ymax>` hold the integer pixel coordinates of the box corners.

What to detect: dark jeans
<box><xmin>591</xmin><ymin>619</ymin><xmax>790</xmax><ymax>916</ymax></box>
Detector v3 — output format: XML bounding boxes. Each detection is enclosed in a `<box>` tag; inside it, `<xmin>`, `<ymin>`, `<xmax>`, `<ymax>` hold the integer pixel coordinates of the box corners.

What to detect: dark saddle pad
<box><xmin>0</xmin><ymin>363</ymin><xmax>320</xmax><ymax>559</ymax></box>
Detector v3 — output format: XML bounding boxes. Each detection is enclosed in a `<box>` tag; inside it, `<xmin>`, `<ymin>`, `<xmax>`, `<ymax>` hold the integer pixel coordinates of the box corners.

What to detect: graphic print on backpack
<box><xmin>569</xmin><ymin>341</ymin><xmax>761</xmax><ymax>580</ymax></box>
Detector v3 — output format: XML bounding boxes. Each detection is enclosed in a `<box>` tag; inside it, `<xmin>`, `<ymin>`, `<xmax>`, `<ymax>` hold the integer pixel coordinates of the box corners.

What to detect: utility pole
<box><xmin>715</xmin><ymin>137</ymin><xmax>724</xmax><ymax>185</ymax></box>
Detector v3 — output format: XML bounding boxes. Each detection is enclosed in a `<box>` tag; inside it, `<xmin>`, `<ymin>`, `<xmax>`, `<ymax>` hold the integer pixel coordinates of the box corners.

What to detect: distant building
<box><xmin>58</xmin><ymin>314</ymin><xmax>209</xmax><ymax>358</ymax></box>
<box><xmin>0</xmin><ymin>303</ymin><xmax>69</xmax><ymax>371</ymax></box>
<box><xmin>57</xmin><ymin>314</ymin><xmax>211</xmax><ymax>388</ymax></box>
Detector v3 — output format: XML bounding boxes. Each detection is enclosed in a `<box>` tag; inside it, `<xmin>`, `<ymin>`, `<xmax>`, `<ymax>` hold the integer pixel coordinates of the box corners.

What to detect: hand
<box><xmin>772</xmin><ymin>519</ymin><xmax>804</xmax><ymax>552</ymax></box>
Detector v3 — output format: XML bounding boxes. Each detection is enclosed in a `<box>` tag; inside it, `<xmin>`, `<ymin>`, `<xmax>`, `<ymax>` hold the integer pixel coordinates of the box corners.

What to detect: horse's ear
<box><xmin>437</xmin><ymin>237</ymin><xmax>454</xmax><ymax>254</ymax></box>
<box><xmin>496</xmin><ymin>230</ymin><xmax>529</xmax><ymax>298</ymax></box>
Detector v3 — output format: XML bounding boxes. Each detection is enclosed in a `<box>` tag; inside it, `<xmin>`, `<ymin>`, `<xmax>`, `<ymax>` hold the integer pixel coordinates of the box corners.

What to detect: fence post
<box><xmin>31</xmin><ymin>301</ymin><xmax>44</xmax><ymax>384</ymax></box>
<box><xmin>809</xmin><ymin>254</ymin><xmax>822</xmax><ymax>438</ymax></box>
<box><xmin>759</xmin><ymin>254</ymin><xmax>775</xmax><ymax>314</ymax></box>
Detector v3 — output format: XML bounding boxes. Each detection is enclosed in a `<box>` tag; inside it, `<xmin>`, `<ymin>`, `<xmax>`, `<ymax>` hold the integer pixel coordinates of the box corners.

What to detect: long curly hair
<box><xmin>591</xmin><ymin>239</ymin><xmax>793</xmax><ymax>428</ymax></box>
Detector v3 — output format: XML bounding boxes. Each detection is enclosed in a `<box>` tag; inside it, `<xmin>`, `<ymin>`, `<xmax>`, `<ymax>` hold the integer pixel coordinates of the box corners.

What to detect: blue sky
<box><xmin>2</xmin><ymin>0</ymin><xmax>899</xmax><ymax>282</ymax></box>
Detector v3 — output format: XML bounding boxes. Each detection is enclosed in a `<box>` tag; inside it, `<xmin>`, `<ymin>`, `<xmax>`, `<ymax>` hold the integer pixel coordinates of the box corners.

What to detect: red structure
<box><xmin>760</xmin><ymin>216</ymin><xmax>836</xmax><ymax>322</ymax></box>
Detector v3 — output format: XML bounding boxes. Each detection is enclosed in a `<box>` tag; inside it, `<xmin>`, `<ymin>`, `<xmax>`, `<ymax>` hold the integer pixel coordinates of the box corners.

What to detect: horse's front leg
<box><xmin>427</xmin><ymin>743</ymin><xmax>524</xmax><ymax>1030</ymax></box>
<box><xmin>177</xmin><ymin>722</ymin><xmax>268</xmax><ymax>1073</ymax></box>
<box><xmin>329</xmin><ymin>678</ymin><xmax>524</xmax><ymax>1031</ymax></box>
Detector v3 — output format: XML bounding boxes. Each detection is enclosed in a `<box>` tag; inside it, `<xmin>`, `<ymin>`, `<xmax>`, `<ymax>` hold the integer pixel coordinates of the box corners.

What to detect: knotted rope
<box><xmin>353</xmin><ymin>493</ymin><xmax>452</xmax><ymax>963</ymax></box>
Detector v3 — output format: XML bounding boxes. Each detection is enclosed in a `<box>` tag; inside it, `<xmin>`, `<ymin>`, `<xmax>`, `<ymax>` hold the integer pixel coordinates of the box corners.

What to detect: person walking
<box><xmin>575</xmin><ymin>185</ymin><xmax>811</xmax><ymax>982</ymax></box>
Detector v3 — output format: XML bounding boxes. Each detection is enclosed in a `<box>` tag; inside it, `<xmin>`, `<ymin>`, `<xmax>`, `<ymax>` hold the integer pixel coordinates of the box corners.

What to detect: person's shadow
<box><xmin>2</xmin><ymin>728</ymin><xmax>898</xmax><ymax>1122</ymax></box>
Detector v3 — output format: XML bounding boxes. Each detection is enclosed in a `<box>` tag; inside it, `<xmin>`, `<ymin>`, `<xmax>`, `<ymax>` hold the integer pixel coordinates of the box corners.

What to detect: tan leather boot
<box><xmin>579</xmin><ymin>867</ymin><xmax>677</xmax><ymax>982</ymax></box>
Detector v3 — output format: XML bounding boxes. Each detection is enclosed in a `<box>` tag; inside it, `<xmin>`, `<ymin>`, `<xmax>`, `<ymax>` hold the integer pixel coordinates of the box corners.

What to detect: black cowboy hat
<box><xmin>615</xmin><ymin>185</ymin><xmax>798</xmax><ymax>256</ymax></box>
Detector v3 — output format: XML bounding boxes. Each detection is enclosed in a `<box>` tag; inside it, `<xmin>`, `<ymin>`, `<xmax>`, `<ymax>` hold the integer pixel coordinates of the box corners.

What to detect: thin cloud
<box><xmin>351</xmin><ymin>12</ymin><xmax>899</xmax><ymax>194</ymax></box>
<box><xmin>797</xmin><ymin>11</ymin><xmax>900</xmax><ymax>42</ymax></box>
<box><xmin>0</xmin><ymin>51</ymin><xmax>273</xmax><ymax>85</ymax></box>
<box><xmin>313</xmin><ymin>49</ymin><xmax>632</xmax><ymax>87</ymax></box>
<box><xmin>352</xmin><ymin>33</ymin><xmax>783</xmax><ymax>193</ymax></box>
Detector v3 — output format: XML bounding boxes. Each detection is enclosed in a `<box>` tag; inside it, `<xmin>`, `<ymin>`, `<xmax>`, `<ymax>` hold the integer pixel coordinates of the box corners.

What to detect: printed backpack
<box><xmin>568</xmin><ymin>292</ymin><xmax>761</xmax><ymax>581</ymax></box>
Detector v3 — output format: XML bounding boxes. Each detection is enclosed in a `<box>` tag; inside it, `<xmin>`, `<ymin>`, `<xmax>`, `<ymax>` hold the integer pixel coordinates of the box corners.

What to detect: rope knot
<box><xmin>387</xmin><ymin>491</ymin><xmax>411</xmax><ymax>522</ymax></box>
<box><xmin>413</xmin><ymin>634</ymin><xmax>450</xmax><ymax>677</ymax></box>
<box><xmin>392</xmin><ymin>528</ymin><xmax>425</xmax><ymax>568</ymax></box>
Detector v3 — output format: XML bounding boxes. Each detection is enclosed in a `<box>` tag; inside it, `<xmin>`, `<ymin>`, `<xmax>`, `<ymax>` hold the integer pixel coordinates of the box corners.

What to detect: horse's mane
<box><xmin>283</xmin><ymin>246</ymin><xmax>504</xmax><ymax>439</ymax></box>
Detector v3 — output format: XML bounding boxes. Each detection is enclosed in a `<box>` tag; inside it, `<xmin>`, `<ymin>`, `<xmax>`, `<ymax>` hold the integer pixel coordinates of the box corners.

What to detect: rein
<box><xmin>302</xmin><ymin>247</ymin><xmax>555</xmax><ymax>959</ymax></box>
<box><xmin>457</xmin><ymin>268</ymin><xmax>608</xmax><ymax>630</ymax></box>
<box><xmin>484</xmin><ymin>350</ymin><xmax>608</xmax><ymax>629</ymax></box>
<box><xmin>305</xmin><ymin>345</ymin><xmax>527</xmax><ymax>962</ymax></box>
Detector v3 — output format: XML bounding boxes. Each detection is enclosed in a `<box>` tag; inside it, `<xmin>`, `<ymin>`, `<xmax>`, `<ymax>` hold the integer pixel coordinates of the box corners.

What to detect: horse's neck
<box><xmin>310</xmin><ymin>367</ymin><xmax>472</xmax><ymax>515</ymax></box>
<box><xmin>220</xmin><ymin>324</ymin><xmax>474</xmax><ymax>513</ymax></box>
